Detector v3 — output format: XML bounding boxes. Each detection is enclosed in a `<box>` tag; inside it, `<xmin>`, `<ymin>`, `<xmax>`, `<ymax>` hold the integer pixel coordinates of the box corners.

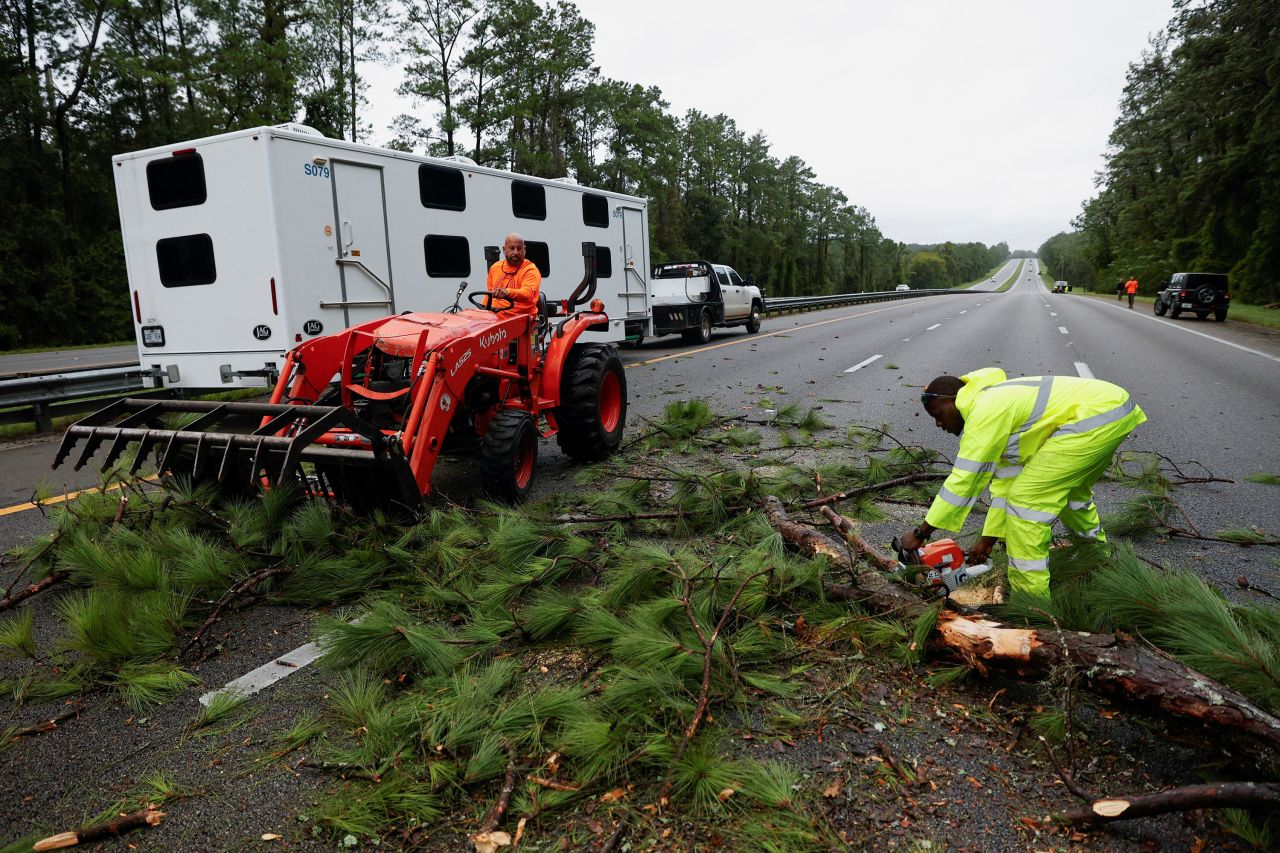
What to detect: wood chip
<box><xmin>1091</xmin><ymin>799</ymin><xmax>1131</xmax><ymax>817</ymax></box>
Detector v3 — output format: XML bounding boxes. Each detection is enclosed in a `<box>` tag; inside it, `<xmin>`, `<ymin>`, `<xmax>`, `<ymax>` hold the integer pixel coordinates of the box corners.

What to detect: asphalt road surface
<box><xmin>4</xmin><ymin>262</ymin><xmax>1279</xmax><ymax>848</ymax></box>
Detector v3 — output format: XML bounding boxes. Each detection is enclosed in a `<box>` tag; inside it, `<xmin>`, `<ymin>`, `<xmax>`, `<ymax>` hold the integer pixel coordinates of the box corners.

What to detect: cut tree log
<box><xmin>1058</xmin><ymin>781</ymin><xmax>1280</xmax><ymax>825</ymax></box>
<box><xmin>763</xmin><ymin>496</ymin><xmax>1280</xmax><ymax>763</ymax></box>
<box><xmin>33</xmin><ymin>806</ymin><xmax>165</xmax><ymax>850</ymax></box>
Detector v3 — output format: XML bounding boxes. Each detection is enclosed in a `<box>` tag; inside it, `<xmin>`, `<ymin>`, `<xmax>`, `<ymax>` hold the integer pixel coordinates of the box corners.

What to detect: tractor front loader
<box><xmin>53</xmin><ymin>244</ymin><xmax>627</xmax><ymax>512</ymax></box>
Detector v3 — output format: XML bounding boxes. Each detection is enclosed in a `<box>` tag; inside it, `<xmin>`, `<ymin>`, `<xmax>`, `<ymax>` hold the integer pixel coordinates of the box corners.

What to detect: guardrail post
<box><xmin>32</xmin><ymin>402</ymin><xmax>53</xmax><ymax>433</ymax></box>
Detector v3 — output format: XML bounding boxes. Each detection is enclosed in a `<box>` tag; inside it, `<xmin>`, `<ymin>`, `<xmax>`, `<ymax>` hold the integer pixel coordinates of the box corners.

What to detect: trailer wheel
<box><xmin>682</xmin><ymin>310</ymin><xmax>712</xmax><ymax>344</ymax></box>
<box><xmin>745</xmin><ymin>302</ymin><xmax>762</xmax><ymax>333</ymax></box>
<box><xmin>556</xmin><ymin>344</ymin><xmax>627</xmax><ymax>461</ymax></box>
<box><xmin>480</xmin><ymin>410</ymin><xmax>538</xmax><ymax>502</ymax></box>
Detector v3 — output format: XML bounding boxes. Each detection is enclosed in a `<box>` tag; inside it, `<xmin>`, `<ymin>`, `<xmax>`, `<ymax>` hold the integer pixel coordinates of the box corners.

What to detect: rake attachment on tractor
<box><xmin>52</xmin><ymin>397</ymin><xmax>422</xmax><ymax>511</ymax></box>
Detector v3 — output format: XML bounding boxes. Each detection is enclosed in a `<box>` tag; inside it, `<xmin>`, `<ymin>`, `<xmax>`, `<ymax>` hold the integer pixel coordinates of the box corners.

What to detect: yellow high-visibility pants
<box><xmin>998</xmin><ymin>411</ymin><xmax>1143</xmax><ymax>602</ymax></box>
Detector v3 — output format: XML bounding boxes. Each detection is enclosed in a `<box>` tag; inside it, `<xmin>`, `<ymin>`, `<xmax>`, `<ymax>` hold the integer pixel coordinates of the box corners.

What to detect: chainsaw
<box><xmin>890</xmin><ymin>536</ymin><xmax>992</xmax><ymax>597</ymax></box>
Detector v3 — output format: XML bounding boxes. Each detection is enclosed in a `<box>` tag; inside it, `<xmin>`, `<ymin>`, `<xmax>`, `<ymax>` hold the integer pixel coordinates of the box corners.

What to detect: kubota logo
<box><xmin>449</xmin><ymin>349</ymin><xmax>473</xmax><ymax>376</ymax></box>
<box><xmin>479</xmin><ymin>328</ymin><xmax>508</xmax><ymax>349</ymax></box>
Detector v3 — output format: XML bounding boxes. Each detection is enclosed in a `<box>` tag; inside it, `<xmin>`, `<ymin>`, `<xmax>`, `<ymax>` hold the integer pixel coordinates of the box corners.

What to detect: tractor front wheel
<box><xmin>556</xmin><ymin>344</ymin><xmax>627</xmax><ymax>461</ymax></box>
<box><xmin>480</xmin><ymin>410</ymin><xmax>538</xmax><ymax>502</ymax></box>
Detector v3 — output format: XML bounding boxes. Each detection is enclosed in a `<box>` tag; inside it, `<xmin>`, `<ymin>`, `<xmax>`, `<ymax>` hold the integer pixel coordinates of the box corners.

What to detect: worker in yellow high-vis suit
<box><xmin>899</xmin><ymin>367</ymin><xmax>1146</xmax><ymax>602</ymax></box>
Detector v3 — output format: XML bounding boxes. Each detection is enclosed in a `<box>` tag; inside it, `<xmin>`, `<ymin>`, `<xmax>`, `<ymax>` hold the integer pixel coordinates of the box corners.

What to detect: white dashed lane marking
<box><xmin>926</xmin><ymin>323</ymin><xmax>941</xmax><ymax>331</ymax></box>
<box><xmin>1075</xmin><ymin>361</ymin><xmax>1094</xmax><ymax>379</ymax></box>
<box><xmin>844</xmin><ymin>354</ymin><xmax>884</xmax><ymax>374</ymax></box>
<box><xmin>1058</xmin><ymin>326</ymin><xmax>1069</xmax><ymax>335</ymax></box>
<box><xmin>199</xmin><ymin>641</ymin><xmax>324</xmax><ymax>706</ymax></box>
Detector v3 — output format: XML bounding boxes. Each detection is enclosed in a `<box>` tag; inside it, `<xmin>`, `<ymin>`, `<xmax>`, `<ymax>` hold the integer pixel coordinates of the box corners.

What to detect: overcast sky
<box><xmin>365</xmin><ymin>0</ymin><xmax>1177</xmax><ymax>252</ymax></box>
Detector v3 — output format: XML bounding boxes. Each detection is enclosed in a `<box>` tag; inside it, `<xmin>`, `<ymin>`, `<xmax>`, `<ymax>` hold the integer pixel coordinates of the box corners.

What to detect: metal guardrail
<box><xmin>0</xmin><ymin>365</ymin><xmax>178</xmax><ymax>431</ymax></box>
<box><xmin>763</xmin><ymin>287</ymin><xmax>976</xmax><ymax>315</ymax></box>
<box><xmin>1</xmin><ymin>287</ymin><xmax>986</xmax><ymax>431</ymax></box>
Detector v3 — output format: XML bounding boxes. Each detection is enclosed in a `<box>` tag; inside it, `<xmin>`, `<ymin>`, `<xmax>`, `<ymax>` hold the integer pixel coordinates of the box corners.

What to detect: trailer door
<box><xmin>619</xmin><ymin>206</ymin><xmax>650</xmax><ymax>318</ymax></box>
<box><xmin>328</xmin><ymin>160</ymin><xmax>395</xmax><ymax>326</ymax></box>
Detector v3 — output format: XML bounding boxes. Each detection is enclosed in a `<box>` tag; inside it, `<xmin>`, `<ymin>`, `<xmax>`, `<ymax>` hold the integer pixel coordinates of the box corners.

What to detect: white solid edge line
<box><xmin>959</xmin><ymin>310</ymin><xmax>967</xmax><ymax>314</ymax></box>
<box><xmin>1121</xmin><ymin>304</ymin><xmax>1280</xmax><ymax>364</ymax></box>
<box><xmin>199</xmin><ymin>641</ymin><xmax>324</xmax><ymax>706</ymax></box>
<box><xmin>1058</xmin><ymin>326</ymin><xmax>1069</xmax><ymax>334</ymax></box>
<box><xmin>1074</xmin><ymin>361</ymin><xmax>1095</xmax><ymax>379</ymax></box>
<box><xmin>926</xmin><ymin>323</ymin><xmax>942</xmax><ymax>331</ymax></box>
<box><xmin>844</xmin><ymin>353</ymin><xmax>884</xmax><ymax>374</ymax></box>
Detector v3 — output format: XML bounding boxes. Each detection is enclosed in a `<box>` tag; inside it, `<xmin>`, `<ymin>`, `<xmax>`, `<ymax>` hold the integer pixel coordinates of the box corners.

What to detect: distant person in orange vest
<box><xmin>486</xmin><ymin>233</ymin><xmax>542</xmax><ymax>321</ymax></box>
<box><xmin>1124</xmin><ymin>277</ymin><xmax>1139</xmax><ymax>309</ymax></box>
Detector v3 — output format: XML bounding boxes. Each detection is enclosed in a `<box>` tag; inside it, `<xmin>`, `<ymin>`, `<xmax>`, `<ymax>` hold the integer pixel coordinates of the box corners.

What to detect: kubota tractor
<box><xmin>53</xmin><ymin>244</ymin><xmax>626</xmax><ymax>511</ymax></box>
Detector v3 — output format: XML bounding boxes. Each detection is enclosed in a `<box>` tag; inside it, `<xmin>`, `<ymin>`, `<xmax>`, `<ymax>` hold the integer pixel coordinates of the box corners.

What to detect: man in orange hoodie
<box><xmin>486</xmin><ymin>233</ymin><xmax>542</xmax><ymax>320</ymax></box>
<box><xmin>1124</xmin><ymin>276</ymin><xmax>1139</xmax><ymax>309</ymax></box>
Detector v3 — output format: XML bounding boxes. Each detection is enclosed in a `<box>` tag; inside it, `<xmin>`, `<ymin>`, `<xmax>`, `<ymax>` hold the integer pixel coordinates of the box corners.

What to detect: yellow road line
<box><xmin>626</xmin><ymin>303</ymin><xmax>907</xmax><ymax>369</ymax></box>
<box><xmin>0</xmin><ymin>475</ymin><xmax>158</xmax><ymax>517</ymax></box>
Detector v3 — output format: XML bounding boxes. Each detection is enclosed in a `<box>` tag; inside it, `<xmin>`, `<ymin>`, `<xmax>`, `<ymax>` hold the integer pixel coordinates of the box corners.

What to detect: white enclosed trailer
<box><xmin>114</xmin><ymin>124</ymin><xmax>653</xmax><ymax>388</ymax></box>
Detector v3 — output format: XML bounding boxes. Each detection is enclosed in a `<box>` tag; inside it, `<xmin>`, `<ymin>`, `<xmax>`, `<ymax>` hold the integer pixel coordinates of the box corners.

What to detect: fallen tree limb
<box><xmin>0</xmin><ymin>570</ymin><xmax>70</xmax><ymax>613</ymax></box>
<box><xmin>1057</xmin><ymin>781</ymin><xmax>1280</xmax><ymax>825</ymax></box>
<box><xmin>180</xmin><ymin>565</ymin><xmax>294</xmax><ymax>656</ymax></box>
<box><xmin>801</xmin><ymin>472</ymin><xmax>946</xmax><ymax>510</ymax></box>
<box><xmin>5</xmin><ymin>706</ymin><xmax>80</xmax><ymax>743</ymax></box>
<box><xmin>763</xmin><ymin>496</ymin><xmax>1280</xmax><ymax>762</ymax></box>
<box><xmin>33</xmin><ymin>806</ymin><xmax>165</xmax><ymax>850</ymax></box>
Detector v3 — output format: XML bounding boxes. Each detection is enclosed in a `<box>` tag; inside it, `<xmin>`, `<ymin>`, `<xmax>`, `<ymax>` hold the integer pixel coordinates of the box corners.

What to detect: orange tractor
<box><xmin>53</xmin><ymin>244</ymin><xmax>626</xmax><ymax>511</ymax></box>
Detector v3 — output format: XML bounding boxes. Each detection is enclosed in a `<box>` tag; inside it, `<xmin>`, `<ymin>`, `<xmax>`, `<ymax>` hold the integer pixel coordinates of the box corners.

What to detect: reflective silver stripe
<box><xmin>994</xmin><ymin>465</ymin><xmax>1023</xmax><ymax>479</ymax></box>
<box><xmin>1010</xmin><ymin>556</ymin><xmax>1049</xmax><ymax>572</ymax></box>
<box><xmin>1053</xmin><ymin>398</ymin><xmax>1136</xmax><ymax>437</ymax></box>
<box><xmin>954</xmin><ymin>457</ymin><xmax>996</xmax><ymax>474</ymax></box>
<box><xmin>1006</xmin><ymin>502</ymin><xmax>1057</xmax><ymax>524</ymax></box>
<box><xmin>1004</xmin><ymin>377</ymin><xmax>1055</xmax><ymax>459</ymax></box>
<box><xmin>985</xmin><ymin>380</ymin><xmax>1042</xmax><ymax>389</ymax></box>
<box><xmin>1080</xmin><ymin>526</ymin><xmax>1101</xmax><ymax>540</ymax></box>
<box><xmin>937</xmin><ymin>485</ymin><xmax>979</xmax><ymax>508</ymax></box>
<box><xmin>1067</xmin><ymin>499</ymin><xmax>1093</xmax><ymax>511</ymax></box>
<box><xmin>989</xmin><ymin>497</ymin><xmax>1008</xmax><ymax>511</ymax></box>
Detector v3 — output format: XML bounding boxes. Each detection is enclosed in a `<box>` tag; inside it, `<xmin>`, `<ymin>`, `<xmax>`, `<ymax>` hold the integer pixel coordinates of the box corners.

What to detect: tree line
<box><xmin>1</xmin><ymin>0</ymin><xmax>1007</xmax><ymax>349</ymax></box>
<box><xmin>1039</xmin><ymin>0</ymin><xmax>1279</xmax><ymax>304</ymax></box>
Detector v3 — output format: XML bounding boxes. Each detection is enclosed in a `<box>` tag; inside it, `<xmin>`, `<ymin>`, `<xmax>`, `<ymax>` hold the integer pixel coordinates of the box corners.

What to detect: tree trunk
<box><xmin>762</xmin><ymin>497</ymin><xmax>1280</xmax><ymax>764</ymax></box>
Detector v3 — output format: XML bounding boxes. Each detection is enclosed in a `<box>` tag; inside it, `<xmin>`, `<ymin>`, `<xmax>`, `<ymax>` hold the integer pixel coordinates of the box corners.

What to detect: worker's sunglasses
<box><xmin>920</xmin><ymin>392</ymin><xmax>955</xmax><ymax>406</ymax></box>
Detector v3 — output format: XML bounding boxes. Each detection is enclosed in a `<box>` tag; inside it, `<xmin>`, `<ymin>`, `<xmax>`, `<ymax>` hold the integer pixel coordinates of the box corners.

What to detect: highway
<box><xmin>5</xmin><ymin>257</ymin><xmax>1277</xmax><ymax>593</ymax></box>
<box><xmin>3</xmin><ymin>260</ymin><xmax>1279</xmax><ymax>849</ymax></box>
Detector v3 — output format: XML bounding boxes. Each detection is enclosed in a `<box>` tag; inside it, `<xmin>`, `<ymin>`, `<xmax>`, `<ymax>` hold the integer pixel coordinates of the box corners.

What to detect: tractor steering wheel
<box><xmin>468</xmin><ymin>291</ymin><xmax>516</xmax><ymax>312</ymax></box>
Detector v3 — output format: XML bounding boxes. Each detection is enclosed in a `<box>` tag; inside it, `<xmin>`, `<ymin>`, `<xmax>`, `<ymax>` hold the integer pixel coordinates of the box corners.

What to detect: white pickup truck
<box><xmin>648</xmin><ymin>260</ymin><xmax>764</xmax><ymax>344</ymax></box>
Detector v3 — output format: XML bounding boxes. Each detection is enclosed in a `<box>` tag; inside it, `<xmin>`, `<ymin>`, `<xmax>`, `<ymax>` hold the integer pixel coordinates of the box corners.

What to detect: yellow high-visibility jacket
<box><xmin>924</xmin><ymin>367</ymin><xmax>1146</xmax><ymax>532</ymax></box>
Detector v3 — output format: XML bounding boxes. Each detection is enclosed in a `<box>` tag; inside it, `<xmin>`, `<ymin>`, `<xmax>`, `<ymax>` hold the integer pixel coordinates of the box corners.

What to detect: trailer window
<box><xmin>418</xmin><ymin>164</ymin><xmax>466</xmax><ymax>211</ymax></box>
<box><xmin>511</xmin><ymin>181</ymin><xmax>546</xmax><ymax>220</ymax></box>
<box><xmin>595</xmin><ymin>246</ymin><xmax>612</xmax><ymax>279</ymax></box>
<box><xmin>147</xmin><ymin>153</ymin><xmax>207</xmax><ymax>210</ymax></box>
<box><xmin>156</xmin><ymin>234</ymin><xmax>217</xmax><ymax>287</ymax></box>
<box><xmin>424</xmin><ymin>235</ymin><xmax>471</xmax><ymax>278</ymax></box>
<box><xmin>582</xmin><ymin>193</ymin><xmax>609</xmax><ymax>227</ymax></box>
<box><xmin>525</xmin><ymin>241</ymin><xmax>551</xmax><ymax>277</ymax></box>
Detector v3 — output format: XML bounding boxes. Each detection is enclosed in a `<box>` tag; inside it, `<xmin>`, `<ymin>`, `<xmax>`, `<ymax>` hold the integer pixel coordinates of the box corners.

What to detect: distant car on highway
<box><xmin>1051</xmin><ymin>283</ymin><xmax>1066</xmax><ymax>293</ymax></box>
<box><xmin>895</xmin><ymin>284</ymin><xmax>910</xmax><ymax>292</ymax></box>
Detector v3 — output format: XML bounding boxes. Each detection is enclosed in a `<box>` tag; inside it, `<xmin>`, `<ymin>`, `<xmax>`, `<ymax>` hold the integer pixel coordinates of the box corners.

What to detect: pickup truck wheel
<box><xmin>682</xmin><ymin>310</ymin><xmax>712</xmax><ymax>345</ymax></box>
<box><xmin>480</xmin><ymin>410</ymin><xmax>538</xmax><ymax>503</ymax></box>
<box><xmin>556</xmin><ymin>344</ymin><xmax>627</xmax><ymax>462</ymax></box>
<box><xmin>1170</xmin><ymin>304</ymin><xmax>1182</xmax><ymax>319</ymax></box>
<box><xmin>745</xmin><ymin>303</ymin><xmax>762</xmax><ymax>334</ymax></box>
<box><xmin>1214</xmin><ymin>308</ymin><xmax>1228</xmax><ymax>321</ymax></box>
<box><xmin>1153</xmin><ymin>298</ymin><xmax>1167</xmax><ymax>316</ymax></box>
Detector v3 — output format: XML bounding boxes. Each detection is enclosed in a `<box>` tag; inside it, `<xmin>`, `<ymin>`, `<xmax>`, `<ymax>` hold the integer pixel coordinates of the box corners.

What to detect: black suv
<box><xmin>1153</xmin><ymin>272</ymin><xmax>1230</xmax><ymax>321</ymax></box>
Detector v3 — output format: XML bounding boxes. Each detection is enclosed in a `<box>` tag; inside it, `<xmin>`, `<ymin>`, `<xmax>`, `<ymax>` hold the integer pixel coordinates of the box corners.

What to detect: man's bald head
<box><xmin>503</xmin><ymin>233</ymin><xmax>526</xmax><ymax>267</ymax></box>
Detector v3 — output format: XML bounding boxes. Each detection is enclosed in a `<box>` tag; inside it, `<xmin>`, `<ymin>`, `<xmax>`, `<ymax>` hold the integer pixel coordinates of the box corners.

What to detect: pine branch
<box><xmin>801</xmin><ymin>472</ymin><xmax>946</xmax><ymax>510</ymax></box>
<box><xmin>4</xmin><ymin>705</ymin><xmax>81</xmax><ymax>745</ymax></box>
<box><xmin>180</xmin><ymin>565</ymin><xmax>294</xmax><ymax>656</ymax></box>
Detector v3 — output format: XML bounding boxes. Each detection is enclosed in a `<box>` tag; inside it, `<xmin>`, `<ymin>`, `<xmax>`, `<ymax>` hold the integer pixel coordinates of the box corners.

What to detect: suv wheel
<box><xmin>1170</xmin><ymin>303</ymin><xmax>1182</xmax><ymax>319</ymax></box>
<box><xmin>1214</xmin><ymin>308</ymin><xmax>1228</xmax><ymax>322</ymax></box>
<box><xmin>1195</xmin><ymin>286</ymin><xmax>1217</xmax><ymax>305</ymax></box>
<box><xmin>1153</xmin><ymin>298</ymin><xmax>1168</xmax><ymax>316</ymax></box>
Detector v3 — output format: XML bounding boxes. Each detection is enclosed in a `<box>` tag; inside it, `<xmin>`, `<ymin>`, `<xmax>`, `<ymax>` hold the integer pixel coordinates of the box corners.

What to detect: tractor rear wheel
<box><xmin>556</xmin><ymin>344</ymin><xmax>627</xmax><ymax>461</ymax></box>
<box><xmin>480</xmin><ymin>410</ymin><xmax>538</xmax><ymax>502</ymax></box>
